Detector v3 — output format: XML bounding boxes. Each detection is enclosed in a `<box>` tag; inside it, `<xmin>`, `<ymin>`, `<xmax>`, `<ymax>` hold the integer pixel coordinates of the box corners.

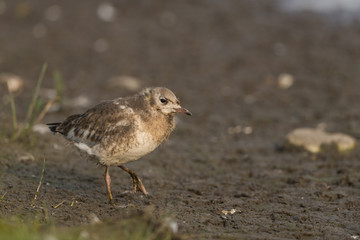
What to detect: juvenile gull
<box><xmin>47</xmin><ymin>87</ymin><xmax>191</xmax><ymax>204</ymax></box>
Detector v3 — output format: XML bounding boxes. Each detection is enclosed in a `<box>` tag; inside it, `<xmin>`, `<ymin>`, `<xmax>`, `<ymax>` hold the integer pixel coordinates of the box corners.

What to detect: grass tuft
<box><xmin>2</xmin><ymin>63</ymin><xmax>60</xmax><ymax>142</ymax></box>
<box><xmin>23</xmin><ymin>63</ymin><xmax>48</xmax><ymax>129</ymax></box>
<box><xmin>30</xmin><ymin>158</ymin><xmax>46</xmax><ymax>207</ymax></box>
<box><xmin>53</xmin><ymin>70</ymin><xmax>65</xmax><ymax>105</ymax></box>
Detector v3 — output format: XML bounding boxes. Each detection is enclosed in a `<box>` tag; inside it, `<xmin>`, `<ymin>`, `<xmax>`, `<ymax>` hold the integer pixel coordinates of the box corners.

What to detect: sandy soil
<box><xmin>1</xmin><ymin>0</ymin><xmax>360</xmax><ymax>239</ymax></box>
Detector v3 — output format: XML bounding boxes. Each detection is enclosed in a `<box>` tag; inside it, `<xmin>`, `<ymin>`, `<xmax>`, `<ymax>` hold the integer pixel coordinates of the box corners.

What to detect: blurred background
<box><xmin>1</xmin><ymin>0</ymin><xmax>360</xmax><ymax>239</ymax></box>
<box><xmin>1</xmin><ymin>0</ymin><xmax>360</xmax><ymax>135</ymax></box>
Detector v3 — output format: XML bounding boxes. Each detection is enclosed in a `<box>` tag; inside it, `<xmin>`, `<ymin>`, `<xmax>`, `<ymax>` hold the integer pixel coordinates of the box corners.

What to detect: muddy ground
<box><xmin>1</xmin><ymin>0</ymin><xmax>360</xmax><ymax>239</ymax></box>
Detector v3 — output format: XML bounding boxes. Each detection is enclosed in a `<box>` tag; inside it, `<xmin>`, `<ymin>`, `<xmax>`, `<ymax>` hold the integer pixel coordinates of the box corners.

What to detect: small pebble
<box><xmin>0</xmin><ymin>73</ymin><xmax>24</xmax><ymax>93</ymax></box>
<box><xmin>67</xmin><ymin>95</ymin><xmax>91</xmax><ymax>108</ymax></box>
<box><xmin>32</xmin><ymin>124</ymin><xmax>49</xmax><ymax>135</ymax></box>
<box><xmin>244</xmin><ymin>126</ymin><xmax>253</xmax><ymax>135</ymax></box>
<box><xmin>18</xmin><ymin>153</ymin><xmax>35</xmax><ymax>162</ymax></box>
<box><xmin>228</xmin><ymin>125</ymin><xmax>242</xmax><ymax>135</ymax></box>
<box><xmin>278</xmin><ymin>73</ymin><xmax>294</xmax><ymax>89</ymax></box>
<box><xmin>88</xmin><ymin>213</ymin><xmax>101</xmax><ymax>225</ymax></box>
<box><xmin>107</xmin><ymin>75</ymin><xmax>141</xmax><ymax>92</ymax></box>
<box><xmin>222</xmin><ymin>209</ymin><xmax>238</xmax><ymax>215</ymax></box>
<box><xmin>165</xmin><ymin>217</ymin><xmax>178</xmax><ymax>233</ymax></box>
<box><xmin>79</xmin><ymin>230</ymin><xmax>90</xmax><ymax>240</ymax></box>
<box><xmin>97</xmin><ymin>2</ymin><xmax>116</xmax><ymax>22</ymax></box>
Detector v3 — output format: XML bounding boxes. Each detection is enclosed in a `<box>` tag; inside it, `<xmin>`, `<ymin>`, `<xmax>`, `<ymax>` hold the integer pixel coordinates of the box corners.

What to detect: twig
<box><xmin>0</xmin><ymin>191</ymin><xmax>7</xmax><ymax>201</ymax></box>
<box><xmin>53</xmin><ymin>200</ymin><xmax>65</xmax><ymax>209</ymax></box>
<box><xmin>31</xmin><ymin>158</ymin><xmax>46</xmax><ymax>207</ymax></box>
<box><xmin>33</xmin><ymin>97</ymin><xmax>58</xmax><ymax>126</ymax></box>
<box><xmin>6</xmin><ymin>81</ymin><xmax>17</xmax><ymax>133</ymax></box>
<box><xmin>71</xmin><ymin>198</ymin><xmax>75</xmax><ymax>207</ymax></box>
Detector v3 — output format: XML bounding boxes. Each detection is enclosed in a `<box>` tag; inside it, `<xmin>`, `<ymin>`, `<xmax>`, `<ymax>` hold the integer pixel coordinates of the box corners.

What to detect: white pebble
<box><xmin>165</xmin><ymin>217</ymin><xmax>178</xmax><ymax>233</ymax></box>
<box><xmin>32</xmin><ymin>124</ymin><xmax>49</xmax><ymax>135</ymax></box>
<box><xmin>278</xmin><ymin>73</ymin><xmax>294</xmax><ymax>89</ymax></box>
<box><xmin>286</xmin><ymin>127</ymin><xmax>356</xmax><ymax>153</ymax></box>
<box><xmin>79</xmin><ymin>230</ymin><xmax>90</xmax><ymax>240</ymax></box>
<box><xmin>88</xmin><ymin>213</ymin><xmax>101</xmax><ymax>225</ymax></box>
<box><xmin>97</xmin><ymin>2</ymin><xmax>117</xmax><ymax>22</ymax></box>
<box><xmin>53</xmin><ymin>143</ymin><xmax>63</xmax><ymax>150</ymax></box>
<box><xmin>107</xmin><ymin>75</ymin><xmax>141</xmax><ymax>91</ymax></box>
<box><xmin>227</xmin><ymin>125</ymin><xmax>242</xmax><ymax>135</ymax></box>
<box><xmin>0</xmin><ymin>73</ymin><xmax>24</xmax><ymax>93</ymax></box>
<box><xmin>72</xmin><ymin>95</ymin><xmax>91</xmax><ymax>108</ymax></box>
<box><xmin>18</xmin><ymin>153</ymin><xmax>35</xmax><ymax>162</ymax></box>
<box><xmin>222</xmin><ymin>209</ymin><xmax>239</xmax><ymax>215</ymax></box>
<box><xmin>244</xmin><ymin>126</ymin><xmax>253</xmax><ymax>135</ymax></box>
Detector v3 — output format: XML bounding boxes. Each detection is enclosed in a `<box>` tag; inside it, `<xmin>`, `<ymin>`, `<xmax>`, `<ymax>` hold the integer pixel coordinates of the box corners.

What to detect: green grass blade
<box><xmin>53</xmin><ymin>70</ymin><xmax>65</xmax><ymax>103</ymax></box>
<box><xmin>24</xmin><ymin>63</ymin><xmax>48</xmax><ymax>129</ymax></box>
<box><xmin>6</xmin><ymin>81</ymin><xmax>18</xmax><ymax>133</ymax></box>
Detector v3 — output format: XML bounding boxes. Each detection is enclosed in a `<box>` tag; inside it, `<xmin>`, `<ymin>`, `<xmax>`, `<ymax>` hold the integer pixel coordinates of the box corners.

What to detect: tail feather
<box><xmin>46</xmin><ymin>122</ymin><xmax>61</xmax><ymax>133</ymax></box>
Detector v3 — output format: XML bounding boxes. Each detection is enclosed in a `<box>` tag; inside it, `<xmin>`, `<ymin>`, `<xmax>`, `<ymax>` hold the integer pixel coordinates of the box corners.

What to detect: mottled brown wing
<box><xmin>55</xmin><ymin>100</ymin><xmax>134</xmax><ymax>146</ymax></box>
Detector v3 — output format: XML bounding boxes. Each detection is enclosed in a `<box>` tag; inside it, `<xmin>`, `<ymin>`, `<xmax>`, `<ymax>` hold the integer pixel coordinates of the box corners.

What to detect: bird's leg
<box><xmin>119</xmin><ymin>165</ymin><xmax>148</xmax><ymax>196</ymax></box>
<box><xmin>104</xmin><ymin>166</ymin><xmax>114</xmax><ymax>204</ymax></box>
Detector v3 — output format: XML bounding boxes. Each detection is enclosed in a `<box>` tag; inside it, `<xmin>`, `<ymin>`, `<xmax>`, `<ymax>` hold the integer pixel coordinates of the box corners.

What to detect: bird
<box><xmin>47</xmin><ymin>87</ymin><xmax>191</xmax><ymax>204</ymax></box>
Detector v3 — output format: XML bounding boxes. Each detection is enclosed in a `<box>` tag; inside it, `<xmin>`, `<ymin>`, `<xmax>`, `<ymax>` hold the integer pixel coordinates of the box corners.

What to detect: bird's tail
<box><xmin>46</xmin><ymin>122</ymin><xmax>61</xmax><ymax>133</ymax></box>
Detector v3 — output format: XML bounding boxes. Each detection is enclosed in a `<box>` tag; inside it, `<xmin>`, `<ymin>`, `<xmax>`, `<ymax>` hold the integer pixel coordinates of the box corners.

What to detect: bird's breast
<box><xmin>99</xmin><ymin>114</ymin><xmax>171</xmax><ymax>166</ymax></box>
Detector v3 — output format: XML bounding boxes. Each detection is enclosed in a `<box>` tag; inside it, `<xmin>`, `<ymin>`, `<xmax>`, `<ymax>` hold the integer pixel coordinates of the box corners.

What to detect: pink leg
<box><xmin>119</xmin><ymin>165</ymin><xmax>148</xmax><ymax>196</ymax></box>
<box><xmin>104</xmin><ymin>166</ymin><xmax>114</xmax><ymax>204</ymax></box>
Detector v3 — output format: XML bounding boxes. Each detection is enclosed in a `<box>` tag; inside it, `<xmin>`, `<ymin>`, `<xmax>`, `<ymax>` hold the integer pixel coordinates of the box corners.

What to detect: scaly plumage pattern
<box><xmin>48</xmin><ymin>87</ymin><xmax>191</xmax><ymax>204</ymax></box>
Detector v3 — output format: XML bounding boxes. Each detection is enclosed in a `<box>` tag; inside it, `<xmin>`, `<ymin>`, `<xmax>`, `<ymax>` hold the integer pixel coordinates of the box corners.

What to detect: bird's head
<box><xmin>147</xmin><ymin>87</ymin><xmax>192</xmax><ymax>116</ymax></box>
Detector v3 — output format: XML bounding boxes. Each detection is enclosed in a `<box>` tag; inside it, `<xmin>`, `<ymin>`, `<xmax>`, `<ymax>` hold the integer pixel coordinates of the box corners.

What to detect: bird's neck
<box><xmin>140</xmin><ymin>94</ymin><xmax>175</xmax><ymax>143</ymax></box>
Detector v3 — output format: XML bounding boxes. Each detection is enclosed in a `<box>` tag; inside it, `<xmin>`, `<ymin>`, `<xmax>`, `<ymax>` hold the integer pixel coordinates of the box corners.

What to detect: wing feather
<box><xmin>55</xmin><ymin>99</ymin><xmax>134</xmax><ymax>146</ymax></box>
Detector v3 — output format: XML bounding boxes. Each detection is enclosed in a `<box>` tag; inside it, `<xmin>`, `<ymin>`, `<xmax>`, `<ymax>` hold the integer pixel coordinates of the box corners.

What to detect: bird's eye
<box><xmin>160</xmin><ymin>97</ymin><xmax>168</xmax><ymax>104</ymax></box>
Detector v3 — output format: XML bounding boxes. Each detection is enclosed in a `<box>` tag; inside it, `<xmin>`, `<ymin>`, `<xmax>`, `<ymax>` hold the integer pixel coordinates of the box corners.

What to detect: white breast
<box><xmin>126</xmin><ymin>130</ymin><xmax>158</xmax><ymax>159</ymax></box>
<box><xmin>98</xmin><ymin>115</ymin><xmax>160</xmax><ymax>166</ymax></box>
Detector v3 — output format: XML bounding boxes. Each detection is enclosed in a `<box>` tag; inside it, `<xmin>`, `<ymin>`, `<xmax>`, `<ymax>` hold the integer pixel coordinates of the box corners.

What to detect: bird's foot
<box><xmin>131</xmin><ymin>175</ymin><xmax>148</xmax><ymax>196</ymax></box>
<box><xmin>108</xmin><ymin>196</ymin><xmax>115</xmax><ymax>206</ymax></box>
<box><xmin>119</xmin><ymin>165</ymin><xmax>149</xmax><ymax>196</ymax></box>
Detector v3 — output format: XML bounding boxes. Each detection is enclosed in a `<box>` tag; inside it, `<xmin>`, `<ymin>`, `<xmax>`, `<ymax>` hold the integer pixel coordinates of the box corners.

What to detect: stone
<box><xmin>286</xmin><ymin>127</ymin><xmax>356</xmax><ymax>153</ymax></box>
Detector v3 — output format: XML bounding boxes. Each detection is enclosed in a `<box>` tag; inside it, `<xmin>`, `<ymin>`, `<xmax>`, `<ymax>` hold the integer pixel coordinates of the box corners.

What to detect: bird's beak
<box><xmin>175</xmin><ymin>107</ymin><xmax>192</xmax><ymax>116</ymax></box>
